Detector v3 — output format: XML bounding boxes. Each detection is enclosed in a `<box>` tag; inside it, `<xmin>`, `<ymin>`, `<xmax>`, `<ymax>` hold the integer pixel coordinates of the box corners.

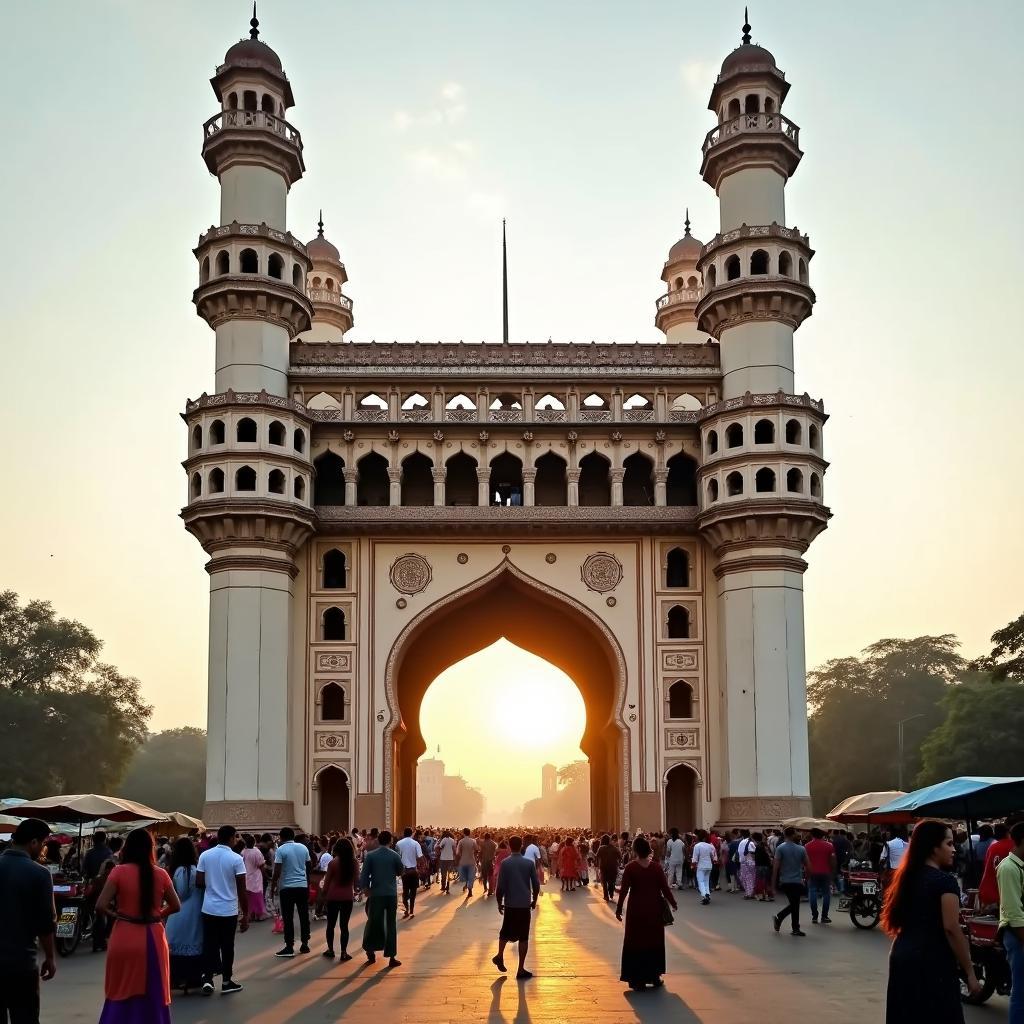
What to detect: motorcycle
<box><xmin>837</xmin><ymin>862</ymin><xmax>882</xmax><ymax>929</ymax></box>
<box><xmin>959</xmin><ymin>911</ymin><xmax>1011</xmax><ymax>1005</ymax></box>
<box><xmin>53</xmin><ymin>878</ymin><xmax>95</xmax><ymax>957</ymax></box>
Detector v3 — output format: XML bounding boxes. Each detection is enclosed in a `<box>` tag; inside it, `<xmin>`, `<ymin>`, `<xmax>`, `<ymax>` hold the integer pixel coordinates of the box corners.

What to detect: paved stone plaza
<box><xmin>46</xmin><ymin>881</ymin><xmax>998</xmax><ymax>1022</ymax></box>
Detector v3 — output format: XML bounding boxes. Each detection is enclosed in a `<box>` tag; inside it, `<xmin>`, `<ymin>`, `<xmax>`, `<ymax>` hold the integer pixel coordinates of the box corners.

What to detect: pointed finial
<box><xmin>742</xmin><ymin>7</ymin><xmax>751</xmax><ymax>45</ymax></box>
<box><xmin>317</xmin><ymin>210</ymin><xmax>324</xmax><ymax>237</ymax></box>
<box><xmin>684</xmin><ymin>208</ymin><xmax>691</xmax><ymax>237</ymax></box>
<box><xmin>250</xmin><ymin>1</ymin><xmax>260</xmax><ymax>40</ymax></box>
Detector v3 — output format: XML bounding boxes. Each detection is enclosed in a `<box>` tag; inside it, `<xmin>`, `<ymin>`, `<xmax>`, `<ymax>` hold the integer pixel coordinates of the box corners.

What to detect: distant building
<box><xmin>541</xmin><ymin>764</ymin><xmax>557</xmax><ymax>798</ymax></box>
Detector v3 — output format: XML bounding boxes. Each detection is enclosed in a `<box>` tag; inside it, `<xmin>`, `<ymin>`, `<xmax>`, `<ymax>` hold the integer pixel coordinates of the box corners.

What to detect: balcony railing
<box><xmin>656</xmin><ymin>288</ymin><xmax>701</xmax><ymax>310</ymax></box>
<box><xmin>702</xmin><ymin>112</ymin><xmax>799</xmax><ymax>156</ymax></box>
<box><xmin>308</xmin><ymin>288</ymin><xmax>353</xmax><ymax>310</ymax></box>
<box><xmin>204</xmin><ymin>109</ymin><xmax>303</xmax><ymax>149</ymax></box>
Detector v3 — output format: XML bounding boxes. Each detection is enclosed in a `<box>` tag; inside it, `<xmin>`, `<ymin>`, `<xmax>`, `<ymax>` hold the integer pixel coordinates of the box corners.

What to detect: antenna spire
<box><xmin>502</xmin><ymin>219</ymin><xmax>509</xmax><ymax>344</ymax></box>
<box><xmin>317</xmin><ymin>209</ymin><xmax>324</xmax><ymax>237</ymax></box>
<box><xmin>684</xmin><ymin>208</ymin><xmax>691</xmax><ymax>237</ymax></box>
<box><xmin>250</xmin><ymin>2</ymin><xmax>260</xmax><ymax>40</ymax></box>
<box><xmin>741</xmin><ymin>7</ymin><xmax>751</xmax><ymax>45</ymax></box>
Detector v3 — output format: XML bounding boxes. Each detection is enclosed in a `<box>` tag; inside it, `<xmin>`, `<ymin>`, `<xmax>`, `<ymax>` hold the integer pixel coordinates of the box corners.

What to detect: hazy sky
<box><xmin>1</xmin><ymin>2</ymin><xmax>1021</xmax><ymax>761</ymax></box>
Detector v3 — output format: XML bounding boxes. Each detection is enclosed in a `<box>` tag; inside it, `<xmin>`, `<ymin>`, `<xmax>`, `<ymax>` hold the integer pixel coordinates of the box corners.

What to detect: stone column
<box><xmin>610</xmin><ymin>467</ymin><xmax>624</xmax><ymax>507</ymax></box>
<box><xmin>432</xmin><ymin>466</ymin><xmax>446</xmax><ymax>506</ymax></box>
<box><xmin>388</xmin><ymin>467</ymin><xmax>402</xmax><ymax>506</ymax></box>
<box><xmin>611</xmin><ymin>387</ymin><xmax>624</xmax><ymax>421</ymax></box>
<box><xmin>522</xmin><ymin>468</ymin><xmax>536</xmax><ymax>507</ymax></box>
<box><xmin>567</xmin><ymin>468</ymin><xmax>581</xmax><ymax>507</ymax></box>
<box><xmin>477</xmin><ymin>466</ymin><xmax>491</xmax><ymax>506</ymax></box>
<box><xmin>654</xmin><ymin>468</ymin><xmax>667</xmax><ymax>506</ymax></box>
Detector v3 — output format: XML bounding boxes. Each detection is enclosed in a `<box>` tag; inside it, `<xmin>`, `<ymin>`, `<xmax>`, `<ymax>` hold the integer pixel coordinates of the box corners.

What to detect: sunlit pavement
<box><xmin>47</xmin><ymin>881</ymin><xmax>998</xmax><ymax>1023</ymax></box>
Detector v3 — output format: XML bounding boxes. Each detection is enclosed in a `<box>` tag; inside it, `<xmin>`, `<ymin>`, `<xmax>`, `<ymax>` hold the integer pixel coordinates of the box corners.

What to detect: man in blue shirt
<box><xmin>359</xmin><ymin>830</ymin><xmax>404</xmax><ymax>967</ymax></box>
<box><xmin>271</xmin><ymin>827</ymin><xmax>311</xmax><ymax>957</ymax></box>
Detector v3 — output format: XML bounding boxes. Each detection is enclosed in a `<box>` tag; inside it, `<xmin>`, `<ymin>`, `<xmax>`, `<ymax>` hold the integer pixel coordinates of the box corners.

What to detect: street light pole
<box><xmin>897</xmin><ymin>714</ymin><xmax>925</xmax><ymax>791</ymax></box>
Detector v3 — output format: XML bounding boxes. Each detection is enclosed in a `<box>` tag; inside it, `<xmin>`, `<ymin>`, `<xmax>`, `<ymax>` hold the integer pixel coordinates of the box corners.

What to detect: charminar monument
<box><xmin>181</xmin><ymin>9</ymin><xmax>830</xmax><ymax>834</ymax></box>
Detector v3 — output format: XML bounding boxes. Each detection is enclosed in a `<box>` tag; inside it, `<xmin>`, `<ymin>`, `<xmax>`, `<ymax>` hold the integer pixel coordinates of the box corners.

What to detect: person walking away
<box><xmin>737</xmin><ymin>830</ymin><xmax>757</xmax><ymax>899</ymax></box>
<box><xmin>882</xmin><ymin>819</ymin><xmax>981</xmax><ymax>1020</ymax></box>
<box><xmin>493</xmin><ymin>835</ymin><xmax>540</xmax><ymax>979</ymax></box>
<box><xmin>166</xmin><ymin>837</ymin><xmax>205</xmax><ymax>993</ymax></box>
<box><xmin>724</xmin><ymin>830</ymin><xmax>741</xmax><ymax>893</ymax></box>
<box><xmin>665</xmin><ymin>828</ymin><xmax>685</xmax><ymax>890</ymax></box>
<box><xmin>978</xmin><ymin>821</ymin><xmax>1014</xmax><ymax>911</ymax></box>
<box><xmin>753</xmin><ymin>832</ymin><xmax>774</xmax><ymax>901</ymax></box>
<box><xmin>83</xmin><ymin>830</ymin><xmax>114</xmax><ymax>953</ymax></box>
<box><xmin>832</xmin><ymin>829</ymin><xmax>851</xmax><ymax>895</ymax></box>
<box><xmin>271</xmin><ymin>827</ymin><xmax>311</xmax><ymax>957</ymax></box>
<box><xmin>524</xmin><ymin>835</ymin><xmax>544</xmax><ymax>888</ymax></box>
<box><xmin>0</xmin><ymin>818</ymin><xmax>56</xmax><ymax>1024</ymax></box>
<box><xmin>771</xmin><ymin>827</ymin><xmax>809</xmax><ymax>937</ymax></box>
<box><xmin>196</xmin><ymin>824</ymin><xmax>249</xmax><ymax>995</ymax></box>
<box><xmin>480</xmin><ymin>833</ymin><xmax>498</xmax><ymax>897</ymax></box>
<box><xmin>691</xmin><ymin>829</ymin><xmax>717</xmax><ymax>905</ymax></box>
<box><xmin>359</xmin><ymin>830</ymin><xmax>404</xmax><ymax>968</ymax></box>
<box><xmin>997</xmin><ymin>820</ymin><xmax>1024</xmax><ymax>1024</ymax></box>
<box><xmin>395</xmin><ymin>828</ymin><xmax>423</xmax><ymax>919</ymax></box>
<box><xmin>456</xmin><ymin>828</ymin><xmax>479</xmax><ymax>897</ymax></box>
<box><xmin>240</xmin><ymin>835</ymin><xmax>267</xmax><ymax>923</ymax></box>
<box><xmin>559</xmin><ymin>840</ymin><xmax>579</xmax><ymax>892</ymax></box>
<box><xmin>438</xmin><ymin>831</ymin><xmax>456</xmax><ymax>894</ymax></box>
<box><xmin>880</xmin><ymin>827</ymin><xmax>908</xmax><ymax>883</ymax></box>
<box><xmin>321</xmin><ymin>838</ymin><xmax>356</xmax><ymax>961</ymax></box>
<box><xmin>491</xmin><ymin>839</ymin><xmax>510</xmax><ymax>894</ymax></box>
<box><xmin>615</xmin><ymin>835</ymin><xmax>677</xmax><ymax>991</ymax></box>
<box><xmin>805</xmin><ymin>828</ymin><xmax>836</xmax><ymax>924</ymax></box>
<box><xmin>598</xmin><ymin>835</ymin><xmax>620</xmax><ymax>902</ymax></box>
<box><xmin>95</xmin><ymin>828</ymin><xmax>180</xmax><ymax>1021</ymax></box>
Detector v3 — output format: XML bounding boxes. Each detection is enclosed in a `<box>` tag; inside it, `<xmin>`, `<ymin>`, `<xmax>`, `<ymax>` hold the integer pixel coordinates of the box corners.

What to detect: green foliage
<box><xmin>0</xmin><ymin>590</ymin><xmax>151</xmax><ymax>797</ymax></box>
<box><xmin>971</xmin><ymin>612</ymin><xmax>1024</xmax><ymax>681</ymax></box>
<box><xmin>118</xmin><ymin>728</ymin><xmax>207</xmax><ymax>817</ymax></box>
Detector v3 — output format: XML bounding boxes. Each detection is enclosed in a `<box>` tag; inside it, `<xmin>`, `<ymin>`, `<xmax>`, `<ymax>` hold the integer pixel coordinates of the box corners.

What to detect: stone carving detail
<box><xmin>581</xmin><ymin>552</ymin><xmax>623</xmax><ymax>593</ymax></box>
<box><xmin>545</xmin><ymin>553</ymin><xmax>557</xmax><ymax>564</ymax></box>
<box><xmin>663</xmin><ymin>651</ymin><xmax>698</xmax><ymax>671</ymax></box>
<box><xmin>666</xmin><ymin>728</ymin><xmax>699</xmax><ymax>749</ymax></box>
<box><xmin>457</xmin><ymin>552</ymin><xmax>469</xmax><ymax>564</ymax></box>
<box><xmin>389</xmin><ymin>554</ymin><xmax>432</xmax><ymax>595</ymax></box>
<box><xmin>316</xmin><ymin>652</ymin><xmax>351</xmax><ymax>672</ymax></box>
<box><xmin>315</xmin><ymin>732</ymin><xmax>349</xmax><ymax>752</ymax></box>
<box><xmin>718</xmin><ymin>796</ymin><xmax>813</xmax><ymax>824</ymax></box>
<box><xmin>203</xmin><ymin>800</ymin><xmax>295</xmax><ymax>826</ymax></box>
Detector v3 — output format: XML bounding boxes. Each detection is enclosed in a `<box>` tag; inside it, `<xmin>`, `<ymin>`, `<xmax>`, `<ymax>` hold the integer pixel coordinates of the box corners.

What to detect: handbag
<box><xmin>661</xmin><ymin>894</ymin><xmax>675</xmax><ymax>926</ymax></box>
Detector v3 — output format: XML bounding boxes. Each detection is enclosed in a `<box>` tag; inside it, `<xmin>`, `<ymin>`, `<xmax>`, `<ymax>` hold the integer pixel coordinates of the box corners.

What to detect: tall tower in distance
<box><xmin>541</xmin><ymin>763</ymin><xmax>558</xmax><ymax>799</ymax></box>
<box><xmin>655</xmin><ymin>211</ymin><xmax>704</xmax><ymax>344</ymax></box>
<box><xmin>183</xmin><ymin>10</ymin><xmax>315</xmax><ymax>829</ymax></box>
<box><xmin>696</xmin><ymin>13</ymin><xmax>830</xmax><ymax>827</ymax></box>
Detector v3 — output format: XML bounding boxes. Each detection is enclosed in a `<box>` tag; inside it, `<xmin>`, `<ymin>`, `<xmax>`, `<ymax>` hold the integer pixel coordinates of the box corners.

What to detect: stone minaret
<box><xmin>655</xmin><ymin>210</ymin><xmax>704</xmax><ymax>344</ymax></box>
<box><xmin>183</xmin><ymin>10</ymin><xmax>314</xmax><ymax>829</ymax></box>
<box><xmin>696</xmin><ymin>13</ymin><xmax>830</xmax><ymax>826</ymax></box>
<box><xmin>301</xmin><ymin>211</ymin><xmax>354</xmax><ymax>344</ymax></box>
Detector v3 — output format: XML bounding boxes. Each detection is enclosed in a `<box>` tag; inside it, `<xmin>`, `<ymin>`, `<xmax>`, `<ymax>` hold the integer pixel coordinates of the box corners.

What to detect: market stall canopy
<box><xmin>162</xmin><ymin>812</ymin><xmax>206</xmax><ymax>836</ymax></box>
<box><xmin>3</xmin><ymin>794</ymin><xmax>167</xmax><ymax>824</ymax></box>
<box><xmin>0</xmin><ymin>814</ymin><xmax>23</xmax><ymax>834</ymax></box>
<box><xmin>782</xmin><ymin>816</ymin><xmax>837</xmax><ymax>832</ymax></box>
<box><xmin>827</xmin><ymin>791</ymin><xmax>906</xmax><ymax>823</ymax></box>
<box><xmin>872</xmin><ymin>777</ymin><xmax>1024</xmax><ymax>821</ymax></box>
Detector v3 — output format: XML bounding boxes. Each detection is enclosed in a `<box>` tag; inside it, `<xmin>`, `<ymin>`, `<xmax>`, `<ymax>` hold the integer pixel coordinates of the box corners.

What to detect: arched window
<box><xmin>786</xmin><ymin>468</ymin><xmax>804</xmax><ymax>493</ymax></box>
<box><xmin>227</xmin><ymin>92</ymin><xmax>238</xmax><ymax>110</ymax></box>
<box><xmin>320</xmin><ymin>682</ymin><xmax>346</xmax><ymax>721</ymax></box>
<box><xmin>707</xmin><ymin>263</ymin><xmax>717</xmax><ymax>288</ymax></box>
<box><xmin>674</xmin><ymin>276</ymin><xmax>683</xmax><ymax>290</ymax></box>
<box><xmin>623</xmin><ymin>451</ymin><xmax>655</xmax><ymax>506</ymax></box>
<box><xmin>666</xmin><ymin>547</ymin><xmax>690</xmax><ymax>588</ymax></box>
<box><xmin>668</xmin><ymin>681</ymin><xmax>693</xmax><ymax>719</ymax></box>
<box><xmin>323</xmin><ymin>549</ymin><xmax>347</xmax><ymax>589</ymax></box>
<box><xmin>190</xmin><ymin>472</ymin><xmax>202</xmax><ymax>500</ymax></box>
<box><xmin>727</xmin><ymin>97</ymin><xmax>741</xmax><ymax>119</ymax></box>
<box><xmin>534</xmin><ymin>451</ymin><xmax>567</xmax><ymax>506</ymax></box>
<box><xmin>307</xmin><ymin>391</ymin><xmax>342</xmax><ymax>412</ymax></box>
<box><xmin>215</xmin><ymin>250</ymin><xmax>230</xmax><ymax>275</ymax></box>
<box><xmin>357</xmin><ymin>451</ymin><xmax>390</xmax><ymax>506</ymax></box>
<box><xmin>445</xmin><ymin>451</ymin><xmax>478</xmax><ymax>505</ymax></box>
<box><xmin>798</xmin><ymin>258</ymin><xmax>808</xmax><ymax>284</ymax></box>
<box><xmin>745</xmin><ymin>94</ymin><xmax>760</xmax><ymax>114</ymax></box>
<box><xmin>725</xmin><ymin>255</ymin><xmax>741</xmax><ymax>281</ymax></box>
<box><xmin>200</xmin><ymin>256</ymin><xmax>210</xmax><ymax>283</ymax></box>
<box><xmin>358</xmin><ymin>393</ymin><xmax>388</xmax><ymax>410</ymax></box>
<box><xmin>293</xmin><ymin>476</ymin><xmax>306</xmax><ymax>501</ymax></box>
<box><xmin>191</xmin><ymin>424</ymin><xmax>202</xmax><ymax>450</ymax></box>
<box><xmin>687</xmin><ymin>275</ymin><xmax>699</xmax><ymax>288</ymax></box>
<box><xmin>243</xmin><ymin>90</ymin><xmax>257</xmax><ymax>112</ymax></box>
<box><xmin>666</xmin><ymin>452</ymin><xmax>698</xmax><ymax>506</ymax></box>
<box><xmin>671</xmin><ymin>393</ymin><xmax>701</xmax><ymax>412</ymax></box>
<box><xmin>209</xmin><ymin>468</ymin><xmax>225</xmax><ymax>494</ymax></box>
<box><xmin>261</xmin><ymin>93</ymin><xmax>275</xmax><ymax>113</ymax></box>
<box><xmin>312</xmin><ymin>276</ymin><xmax>322</xmax><ymax>289</ymax></box>
<box><xmin>445</xmin><ymin>393</ymin><xmax>477</xmax><ymax>410</ymax></box>
<box><xmin>667</xmin><ymin>605</ymin><xmax>690</xmax><ymax>640</ymax></box>
<box><xmin>489</xmin><ymin>452</ymin><xmax>524</xmax><ymax>506</ymax></box>
<box><xmin>322</xmin><ymin>607</ymin><xmax>346</xmax><ymax>641</ymax></box>
<box><xmin>754</xmin><ymin>418</ymin><xmax>775</xmax><ymax>444</ymax></box>
<box><xmin>755</xmin><ymin>467</ymin><xmax>776</xmax><ymax>492</ymax></box>
<box><xmin>707</xmin><ymin>430</ymin><xmax>719</xmax><ymax>455</ymax></box>
<box><xmin>294</xmin><ymin>428</ymin><xmax>306</xmax><ymax>453</ymax></box>
<box><xmin>268</xmin><ymin>469</ymin><xmax>285</xmax><ymax>494</ymax></box>
<box><xmin>726</xmin><ymin>471</ymin><xmax>744</xmax><ymax>497</ymax></box>
<box><xmin>779</xmin><ymin>250</ymin><xmax>793</xmax><ymax>277</ymax></box>
<box><xmin>750</xmin><ymin>249</ymin><xmax>770</xmax><ymax>275</ymax></box>
<box><xmin>292</xmin><ymin>264</ymin><xmax>303</xmax><ymax>288</ymax></box>
<box><xmin>313</xmin><ymin>450</ymin><xmax>345</xmax><ymax>505</ymax></box>
<box><xmin>402</xmin><ymin>392</ymin><xmax>429</xmax><ymax>410</ymax></box>
<box><xmin>325</xmin><ymin>277</ymin><xmax>335</xmax><ymax>291</ymax></box>
<box><xmin>785</xmin><ymin>419</ymin><xmax>802</xmax><ymax>445</ymax></box>
<box><xmin>401</xmin><ymin>451</ymin><xmax>434</xmax><ymax>507</ymax></box>
<box><xmin>623</xmin><ymin>393</ymin><xmax>652</xmax><ymax>410</ymax></box>
<box><xmin>578</xmin><ymin>451</ymin><xmax>611</xmax><ymax>506</ymax></box>
<box><xmin>726</xmin><ymin>423</ymin><xmax>743</xmax><ymax>448</ymax></box>
<box><xmin>765</xmin><ymin>96</ymin><xmax>776</xmax><ymax>114</ymax></box>
<box><xmin>236</xmin><ymin>417</ymin><xmax>257</xmax><ymax>442</ymax></box>
<box><xmin>535</xmin><ymin>393</ymin><xmax>566</xmax><ymax>411</ymax></box>
<box><xmin>808</xmin><ymin>424</ymin><xmax>820</xmax><ymax>451</ymax></box>
<box><xmin>268</xmin><ymin>420</ymin><xmax>286</xmax><ymax>446</ymax></box>
<box><xmin>235</xmin><ymin>466</ymin><xmax>256</xmax><ymax>491</ymax></box>
<box><xmin>581</xmin><ymin>392</ymin><xmax>608</xmax><ymax>409</ymax></box>
<box><xmin>267</xmin><ymin>253</ymin><xmax>284</xmax><ymax>279</ymax></box>
<box><xmin>707</xmin><ymin>479</ymin><xmax>719</xmax><ymax>502</ymax></box>
<box><xmin>810</xmin><ymin>473</ymin><xmax>822</xmax><ymax>498</ymax></box>
<box><xmin>239</xmin><ymin>248</ymin><xmax>259</xmax><ymax>274</ymax></box>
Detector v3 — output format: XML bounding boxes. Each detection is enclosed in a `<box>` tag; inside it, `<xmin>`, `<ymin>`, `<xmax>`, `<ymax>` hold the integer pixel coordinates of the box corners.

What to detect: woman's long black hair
<box><xmin>880</xmin><ymin>819</ymin><xmax>951</xmax><ymax>937</ymax></box>
<box><xmin>121</xmin><ymin>828</ymin><xmax>157</xmax><ymax>916</ymax></box>
<box><xmin>333</xmin><ymin>836</ymin><xmax>356</xmax><ymax>886</ymax></box>
<box><xmin>170</xmin><ymin>836</ymin><xmax>197</xmax><ymax>876</ymax></box>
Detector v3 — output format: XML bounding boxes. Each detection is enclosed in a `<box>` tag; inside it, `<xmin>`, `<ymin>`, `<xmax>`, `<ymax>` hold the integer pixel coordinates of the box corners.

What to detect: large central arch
<box><xmin>383</xmin><ymin>561</ymin><xmax>630</xmax><ymax>831</ymax></box>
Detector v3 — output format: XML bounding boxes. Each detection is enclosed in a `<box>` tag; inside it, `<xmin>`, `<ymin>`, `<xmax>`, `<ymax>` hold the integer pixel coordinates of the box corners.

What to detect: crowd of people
<box><xmin>2</xmin><ymin>815</ymin><xmax>1023</xmax><ymax>1023</ymax></box>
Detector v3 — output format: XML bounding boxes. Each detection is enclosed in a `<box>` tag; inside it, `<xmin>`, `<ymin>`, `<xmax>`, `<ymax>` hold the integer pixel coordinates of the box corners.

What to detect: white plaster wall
<box><xmin>665</xmin><ymin>320</ymin><xmax>704</xmax><ymax>344</ymax></box>
<box><xmin>215</xmin><ymin>320</ymin><xmax>291</xmax><ymax>396</ymax></box>
<box><xmin>220</xmin><ymin>165</ymin><xmax>287</xmax><ymax>230</ymax></box>
<box><xmin>719</xmin><ymin>167</ymin><xmax>785</xmax><ymax>232</ymax></box>
<box><xmin>719</xmin><ymin>321</ymin><xmax>794</xmax><ymax>399</ymax></box>
<box><xmin>301</xmin><ymin>320</ymin><xmax>345</xmax><ymax>344</ymax></box>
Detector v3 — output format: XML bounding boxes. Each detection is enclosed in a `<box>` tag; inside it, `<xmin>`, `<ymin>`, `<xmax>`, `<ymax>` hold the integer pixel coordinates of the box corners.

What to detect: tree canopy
<box><xmin>0</xmin><ymin>590</ymin><xmax>151</xmax><ymax>798</ymax></box>
<box><xmin>118</xmin><ymin>728</ymin><xmax>207</xmax><ymax>817</ymax></box>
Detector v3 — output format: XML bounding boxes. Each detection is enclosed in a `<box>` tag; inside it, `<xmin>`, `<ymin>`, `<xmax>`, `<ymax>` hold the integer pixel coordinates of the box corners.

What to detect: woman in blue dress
<box><xmin>165</xmin><ymin>837</ymin><xmax>205</xmax><ymax>993</ymax></box>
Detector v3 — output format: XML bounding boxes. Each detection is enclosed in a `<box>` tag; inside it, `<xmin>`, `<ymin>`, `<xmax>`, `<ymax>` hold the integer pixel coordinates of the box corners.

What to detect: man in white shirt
<box><xmin>881</xmin><ymin>829</ymin><xmax>908</xmax><ymax>872</ymax></box>
<box><xmin>548</xmin><ymin>837</ymin><xmax>561</xmax><ymax>878</ymax></box>
<box><xmin>438</xmin><ymin>831</ymin><xmax>457</xmax><ymax>894</ymax></box>
<box><xmin>691</xmin><ymin>829</ymin><xmax>718</xmax><ymax>906</ymax></box>
<box><xmin>196</xmin><ymin>824</ymin><xmax>249</xmax><ymax>995</ymax></box>
<box><xmin>666</xmin><ymin>828</ymin><xmax>686</xmax><ymax>890</ymax></box>
<box><xmin>395</xmin><ymin>827</ymin><xmax>424</xmax><ymax>918</ymax></box>
<box><xmin>524</xmin><ymin>835</ymin><xmax>543</xmax><ymax>889</ymax></box>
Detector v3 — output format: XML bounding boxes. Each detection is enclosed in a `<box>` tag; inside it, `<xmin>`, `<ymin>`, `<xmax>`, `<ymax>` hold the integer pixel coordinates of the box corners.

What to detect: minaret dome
<box><xmin>656</xmin><ymin>211</ymin><xmax>705</xmax><ymax>343</ymax></box>
<box><xmin>302</xmin><ymin>212</ymin><xmax>354</xmax><ymax>342</ymax></box>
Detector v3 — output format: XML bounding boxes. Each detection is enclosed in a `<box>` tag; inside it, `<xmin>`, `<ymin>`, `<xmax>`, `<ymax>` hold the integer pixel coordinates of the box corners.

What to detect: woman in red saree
<box><xmin>490</xmin><ymin>839</ymin><xmax>511</xmax><ymax>894</ymax></box>
<box><xmin>615</xmin><ymin>834</ymin><xmax>677</xmax><ymax>990</ymax></box>
<box><xmin>95</xmin><ymin>829</ymin><xmax>180</xmax><ymax>1024</ymax></box>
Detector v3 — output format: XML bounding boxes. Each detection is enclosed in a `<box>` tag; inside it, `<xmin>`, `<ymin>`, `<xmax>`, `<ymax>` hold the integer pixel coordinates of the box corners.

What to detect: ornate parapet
<box><xmin>716</xmin><ymin>795</ymin><xmax>812</xmax><ymax>830</ymax></box>
<box><xmin>202</xmin><ymin>108</ymin><xmax>305</xmax><ymax>184</ymax></box>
